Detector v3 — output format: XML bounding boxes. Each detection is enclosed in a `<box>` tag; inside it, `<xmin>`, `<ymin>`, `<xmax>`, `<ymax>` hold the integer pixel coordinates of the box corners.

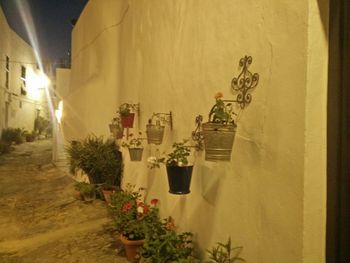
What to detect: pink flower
<box><xmin>122</xmin><ymin>202</ymin><xmax>132</xmax><ymax>212</ymax></box>
<box><xmin>214</xmin><ymin>92</ymin><xmax>223</xmax><ymax>99</ymax></box>
<box><xmin>150</xmin><ymin>198</ymin><xmax>159</xmax><ymax>206</ymax></box>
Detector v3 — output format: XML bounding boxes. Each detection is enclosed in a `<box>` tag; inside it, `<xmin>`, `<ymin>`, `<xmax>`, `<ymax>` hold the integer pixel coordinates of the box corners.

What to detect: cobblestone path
<box><xmin>0</xmin><ymin>140</ymin><xmax>127</xmax><ymax>263</ymax></box>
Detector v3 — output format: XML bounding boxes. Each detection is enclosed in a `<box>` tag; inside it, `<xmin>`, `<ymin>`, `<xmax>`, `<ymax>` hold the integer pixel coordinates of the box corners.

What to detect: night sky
<box><xmin>0</xmin><ymin>0</ymin><xmax>88</xmax><ymax>66</ymax></box>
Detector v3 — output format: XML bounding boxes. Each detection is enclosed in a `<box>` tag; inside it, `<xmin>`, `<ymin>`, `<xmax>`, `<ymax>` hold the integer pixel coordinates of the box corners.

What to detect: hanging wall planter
<box><xmin>146</xmin><ymin>122</ymin><xmax>165</xmax><ymax>145</ymax></box>
<box><xmin>192</xmin><ymin>55</ymin><xmax>260</xmax><ymax>162</ymax></box>
<box><xmin>128</xmin><ymin>148</ymin><xmax>144</xmax><ymax>161</ymax></box>
<box><xmin>202</xmin><ymin>122</ymin><xmax>237</xmax><ymax>161</ymax></box>
<box><xmin>166</xmin><ymin>165</ymin><xmax>193</xmax><ymax>195</ymax></box>
<box><xmin>109</xmin><ymin>123</ymin><xmax>124</xmax><ymax>139</ymax></box>
<box><xmin>118</xmin><ymin>103</ymin><xmax>139</xmax><ymax>129</ymax></box>
<box><xmin>146</xmin><ymin>112</ymin><xmax>172</xmax><ymax>145</ymax></box>
<box><xmin>122</xmin><ymin>132</ymin><xmax>145</xmax><ymax>162</ymax></box>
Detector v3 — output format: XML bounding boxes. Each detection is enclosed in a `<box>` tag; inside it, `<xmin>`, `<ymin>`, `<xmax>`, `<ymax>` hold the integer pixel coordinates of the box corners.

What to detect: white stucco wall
<box><xmin>0</xmin><ymin>6</ymin><xmax>48</xmax><ymax>133</ymax></box>
<box><xmin>64</xmin><ymin>0</ymin><xmax>328</xmax><ymax>262</ymax></box>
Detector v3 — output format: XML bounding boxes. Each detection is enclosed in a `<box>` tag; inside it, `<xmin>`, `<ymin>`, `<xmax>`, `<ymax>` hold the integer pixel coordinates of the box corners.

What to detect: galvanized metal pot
<box><xmin>128</xmin><ymin>148</ymin><xmax>143</xmax><ymax>161</ymax></box>
<box><xmin>109</xmin><ymin>124</ymin><xmax>124</xmax><ymax>139</ymax></box>
<box><xmin>202</xmin><ymin>122</ymin><xmax>237</xmax><ymax>161</ymax></box>
<box><xmin>146</xmin><ymin>124</ymin><xmax>165</xmax><ymax>145</ymax></box>
<box><xmin>166</xmin><ymin>165</ymin><xmax>193</xmax><ymax>195</ymax></box>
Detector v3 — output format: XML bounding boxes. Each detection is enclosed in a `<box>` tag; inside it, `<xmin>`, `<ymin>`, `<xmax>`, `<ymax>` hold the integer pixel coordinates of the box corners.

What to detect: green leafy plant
<box><xmin>34</xmin><ymin>116</ymin><xmax>51</xmax><ymax>135</ymax></box>
<box><xmin>110</xmin><ymin>184</ymin><xmax>161</xmax><ymax>241</ymax></box>
<box><xmin>117</xmin><ymin>103</ymin><xmax>137</xmax><ymax>117</ymax></box>
<box><xmin>140</xmin><ymin>226</ymin><xmax>199</xmax><ymax>263</ymax></box>
<box><xmin>1</xmin><ymin>128</ymin><xmax>25</xmax><ymax>145</ymax></box>
<box><xmin>0</xmin><ymin>140</ymin><xmax>12</xmax><ymax>155</ymax></box>
<box><xmin>208</xmin><ymin>92</ymin><xmax>236</xmax><ymax>125</ymax></box>
<box><xmin>74</xmin><ymin>182</ymin><xmax>96</xmax><ymax>194</ymax></box>
<box><xmin>147</xmin><ymin>140</ymin><xmax>191</xmax><ymax>168</ymax></box>
<box><xmin>121</xmin><ymin>132</ymin><xmax>144</xmax><ymax>148</ymax></box>
<box><xmin>206</xmin><ymin>238</ymin><xmax>245</xmax><ymax>263</ymax></box>
<box><xmin>66</xmin><ymin>135</ymin><xmax>123</xmax><ymax>186</ymax></box>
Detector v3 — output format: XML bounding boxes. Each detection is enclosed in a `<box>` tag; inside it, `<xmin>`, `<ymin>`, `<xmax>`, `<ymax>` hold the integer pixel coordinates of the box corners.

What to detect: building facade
<box><xmin>61</xmin><ymin>0</ymin><xmax>328</xmax><ymax>262</ymax></box>
<box><xmin>0</xmin><ymin>6</ymin><xmax>49</xmax><ymax>135</ymax></box>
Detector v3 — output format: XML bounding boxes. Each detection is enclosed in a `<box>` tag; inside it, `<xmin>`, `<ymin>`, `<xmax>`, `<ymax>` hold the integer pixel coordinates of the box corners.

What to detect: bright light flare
<box><xmin>55</xmin><ymin>101</ymin><xmax>63</xmax><ymax>124</ymax></box>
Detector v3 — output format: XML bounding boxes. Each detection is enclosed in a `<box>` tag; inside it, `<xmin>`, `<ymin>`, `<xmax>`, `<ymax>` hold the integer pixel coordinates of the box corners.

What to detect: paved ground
<box><xmin>0</xmin><ymin>139</ymin><xmax>127</xmax><ymax>263</ymax></box>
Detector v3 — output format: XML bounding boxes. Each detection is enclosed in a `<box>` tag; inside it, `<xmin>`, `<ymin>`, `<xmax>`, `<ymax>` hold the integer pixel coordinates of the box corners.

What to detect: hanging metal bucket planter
<box><xmin>202</xmin><ymin>122</ymin><xmax>237</xmax><ymax>161</ymax></box>
<box><xmin>166</xmin><ymin>165</ymin><xmax>193</xmax><ymax>195</ymax></box>
<box><xmin>128</xmin><ymin>148</ymin><xmax>143</xmax><ymax>161</ymax></box>
<box><xmin>109</xmin><ymin>124</ymin><xmax>124</xmax><ymax>139</ymax></box>
<box><xmin>146</xmin><ymin>124</ymin><xmax>165</xmax><ymax>145</ymax></box>
<box><xmin>121</xmin><ymin>113</ymin><xmax>135</xmax><ymax>128</ymax></box>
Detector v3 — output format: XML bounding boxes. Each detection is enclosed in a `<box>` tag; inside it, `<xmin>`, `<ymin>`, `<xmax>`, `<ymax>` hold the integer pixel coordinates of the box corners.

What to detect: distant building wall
<box><xmin>0</xmin><ymin>6</ymin><xmax>49</xmax><ymax>134</ymax></box>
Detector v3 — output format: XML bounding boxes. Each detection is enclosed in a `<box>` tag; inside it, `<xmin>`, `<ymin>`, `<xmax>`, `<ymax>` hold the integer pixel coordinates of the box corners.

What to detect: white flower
<box><xmin>147</xmin><ymin>156</ymin><xmax>158</xmax><ymax>164</ymax></box>
<box><xmin>137</xmin><ymin>206</ymin><xmax>144</xmax><ymax>214</ymax></box>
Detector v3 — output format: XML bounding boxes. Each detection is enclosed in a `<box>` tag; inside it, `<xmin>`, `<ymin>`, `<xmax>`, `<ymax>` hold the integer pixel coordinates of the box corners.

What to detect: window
<box><xmin>5</xmin><ymin>56</ymin><xmax>9</xmax><ymax>89</ymax></box>
<box><xmin>6</xmin><ymin>56</ymin><xmax>9</xmax><ymax>71</ymax></box>
<box><xmin>21</xmin><ymin>65</ymin><xmax>27</xmax><ymax>95</ymax></box>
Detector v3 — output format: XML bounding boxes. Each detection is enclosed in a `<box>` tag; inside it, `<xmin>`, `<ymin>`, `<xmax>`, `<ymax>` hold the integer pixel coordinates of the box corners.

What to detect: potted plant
<box><xmin>109</xmin><ymin>117</ymin><xmax>124</xmax><ymax>139</ymax></box>
<box><xmin>122</xmin><ymin>132</ymin><xmax>144</xmax><ymax>162</ymax></box>
<box><xmin>202</xmin><ymin>92</ymin><xmax>237</xmax><ymax>161</ymax></box>
<box><xmin>146</xmin><ymin>119</ymin><xmax>165</xmax><ymax>145</ymax></box>
<box><xmin>118</xmin><ymin>103</ymin><xmax>138</xmax><ymax>128</ymax></box>
<box><xmin>148</xmin><ymin>140</ymin><xmax>193</xmax><ymax>195</ymax></box>
<box><xmin>110</xmin><ymin>185</ymin><xmax>161</xmax><ymax>262</ymax></box>
<box><xmin>206</xmin><ymin>237</ymin><xmax>245</xmax><ymax>263</ymax></box>
<box><xmin>139</xmin><ymin>220</ymin><xmax>199</xmax><ymax>263</ymax></box>
<box><xmin>66</xmin><ymin>135</ymin><xmax>123</xmax><ymax>187</ymax></box>
<box><xmin>74</xmin><ymin>182</ymin><xmax>96</xmax><ymax>202</ymax></box>
<box><xmin>98</xmin><ymin>183</ymin><xmax>118</xmax><ymax>204</ymax></box>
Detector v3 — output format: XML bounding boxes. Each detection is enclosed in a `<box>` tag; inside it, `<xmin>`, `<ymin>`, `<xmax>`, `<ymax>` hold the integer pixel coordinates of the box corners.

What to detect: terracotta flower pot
<box><xmin>202</xmin><ymin>122</ymin><xmax>237</xmax><ymax>161</ymax></box>
<box><xmin>121</xmin><ymin>113</ymin><xmax>135</xmax><ymax>128</ymax></box>
<box><xmin>166</xmin><ymin>165</ymin><xmax>193</xmax><ymax>195</ymax></box>
<box><xmin>102</xmin><ymin>189</ymin><xmax>115</xmax><ymax>204</ymax></box>
<box><xmin>120</xmin><ymin>235</ymin><xmax>144</xmax><ymax>263</ymax></box>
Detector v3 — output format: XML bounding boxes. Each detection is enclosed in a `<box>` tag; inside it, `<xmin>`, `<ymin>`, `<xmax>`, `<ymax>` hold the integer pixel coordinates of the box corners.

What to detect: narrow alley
<box><xmin>0</xmin><ymin>140</ymin><xmax>127</xmax><ymax>262</ymax></box>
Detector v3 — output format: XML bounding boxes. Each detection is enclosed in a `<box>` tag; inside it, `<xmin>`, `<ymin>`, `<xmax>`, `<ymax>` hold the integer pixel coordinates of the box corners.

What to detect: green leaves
<box><xmin>206</xmin><ymin>238</ymin><xmax>245</xmax><ymax>263</ymax></box>
<box><xmin>166</xmin><ymin>140</ymin><xmax>191</xmax><ymax>166</ymax></box>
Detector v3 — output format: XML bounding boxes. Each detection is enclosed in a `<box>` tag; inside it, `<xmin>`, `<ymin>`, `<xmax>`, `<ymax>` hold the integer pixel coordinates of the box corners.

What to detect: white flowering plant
<box><xmin>147</xmin><ymin>140</ymin><xmax>191</xmax><ymax>168</ymax></box>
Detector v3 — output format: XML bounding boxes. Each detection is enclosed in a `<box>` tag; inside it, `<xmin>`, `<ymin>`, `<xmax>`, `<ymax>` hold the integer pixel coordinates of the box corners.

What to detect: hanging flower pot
<box><xmin>121</xmin><ymin>113</ymin><xmax>135</xmax><ymax>128</ymax></box>
<box><xmin>202</xmin><ymin>122</ymin><xmax>237</xmax><ymax>161</ymax></box>
<box><xmin>109</xmin><ymin>123</ymin><xmax>124</xmax><ymax>139</ymax></box>
<box><xmin>128</xmin><ymin>148</ymin><xmax>144</xmax><ymax>161</ymax></box>
<box><xmin>166</xmin><ymin>165</ymin><xmax>193</xmax><ymax>195</ymax></box>
<box><xmin>146</xmin><ymin>123</ymin><xmax>165</xmax><ymax>145</ymax></box>
<box><xmin>120</xmin><ymin>235</ymin><xmax>144</xmax><ymax>263</ymax></box>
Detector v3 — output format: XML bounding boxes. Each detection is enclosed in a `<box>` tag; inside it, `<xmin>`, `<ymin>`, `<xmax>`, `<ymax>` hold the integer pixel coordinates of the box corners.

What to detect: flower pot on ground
<box><xmin>146</xmin><ymin>121</ymin><xmax>165</xmax><ymax>145</ymax></box>
<box><xmin>74</xmin><ymin>182</ymin><xmax>96</xmax><ymax>202</ymax></box>
<box><xmin>120</xmin><ymin>235</ymin><xmax>144</xmax><ymax>263</ymax></box>
<box><xmin>202</xmin><ymin>92</ymin><xmax>237</xmax><ymax>161</ymax></box>
<box><xmin>148</xmin><ymin>140</ymin><xmax>194</xmax><ymax>195</ymax></box>
<box><xmin>166</xmin><ymin>165</ymin><xmax>193</xmax><ymax>195</ymax></box>
<box><xmin>110</xmin><ymin>185</ymin><xmax>161</xmax><ymax>263</ymax></box>
<box><xmin>122</xmin><ymin>132</ymin><xmax>144</xmax><ymax>162</ymax></box>
<box><xmin>99</xmin><ymin>184</ymin><xmax>118</xmax><ymax>204</ymax></box>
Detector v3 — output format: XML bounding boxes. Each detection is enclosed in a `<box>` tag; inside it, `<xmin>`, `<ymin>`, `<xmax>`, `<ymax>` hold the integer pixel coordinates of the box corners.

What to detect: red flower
<box><xmin>150</xmin><ymin>198</ymin><xmax>159</xmax><ymax>206</ymax></box>
<box><xmin>122</xmin><ymin>202</ymin><xmax>132</xmax><ymax>212</ymax></box>
<box><xmin>214</xmin><ymin>92</ymin><xmax>223</xmax><ymax>100</ymax></box>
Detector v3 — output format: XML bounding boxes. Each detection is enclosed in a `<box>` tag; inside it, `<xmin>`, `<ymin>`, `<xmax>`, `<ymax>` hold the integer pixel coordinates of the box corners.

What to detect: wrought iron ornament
<box><xmin>191</xmin><ymin>115</ymin><xmax>204</xmax><ymax>150</ymax></box>
<box><xmin>231</xmin><ymin>56</ymin><xmax>259</xmax><ymax>109</ymax></box>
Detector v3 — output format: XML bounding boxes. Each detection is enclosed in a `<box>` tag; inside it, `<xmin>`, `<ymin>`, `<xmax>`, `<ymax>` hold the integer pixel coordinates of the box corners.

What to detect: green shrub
<box><xmin>66</xmin><ymin>135</ymin><xmax>123</xmax><ymax>186</ymax></box>
<box><xmin>0</xmin><ymin>140</ymin><xmax>11</xmax><ymax>155</ymax></box>
<box><xmin>34</xmin><ymin>116</ymin><xmax>50</xmax><ymax>135</ymax></box>
<box><xmin>1</xmin><ymin>128</ymin><xmax>25</xmax><ymax>145</ymax></box>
